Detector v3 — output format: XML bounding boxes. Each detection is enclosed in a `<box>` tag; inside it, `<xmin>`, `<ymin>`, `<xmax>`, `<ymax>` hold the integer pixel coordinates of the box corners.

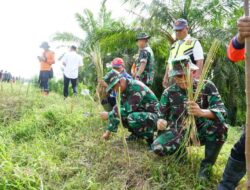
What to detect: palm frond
<box><xmin>52</xmin><ymin>32</ymin><xmax>83</xmax><ymax>43</ymax></box>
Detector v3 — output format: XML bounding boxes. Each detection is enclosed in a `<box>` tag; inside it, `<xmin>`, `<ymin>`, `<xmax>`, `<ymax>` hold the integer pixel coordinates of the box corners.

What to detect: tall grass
<box><xmin>194</xmin><ymin>40</ymin><xmax>221</xmax><ymax>101</ymax></box>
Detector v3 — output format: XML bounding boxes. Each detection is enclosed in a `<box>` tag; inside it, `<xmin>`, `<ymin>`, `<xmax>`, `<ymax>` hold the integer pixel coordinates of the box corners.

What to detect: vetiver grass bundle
<box><xmin>184</xmin><ymin>61</ymin><xmax>200</xmax><ymax>147</ymax></box>
<box><xmin>181</xmin><ymin>39</ymin><xmax>221</xmax><ymax>155</ymax></box>
<box><xmin>117</xmin><ymin>87</ymin><xmax>131</xmax><ymax>167</ymax></box>
<box><xmin>193</xmin><ymin>40</ymin><xmax>221</xmax><ymax>102</ymax></box>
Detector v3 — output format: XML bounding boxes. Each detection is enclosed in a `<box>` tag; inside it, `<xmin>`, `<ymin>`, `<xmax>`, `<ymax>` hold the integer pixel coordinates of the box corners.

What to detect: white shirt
<box><xmin>62</xmin><ymin>51</ymin><xmax>83</xmax><ymax>79</ymax></box>
<box><xmin>180</xmin><ymin>35</ymin><xmax>204</xmax><ymax>61</ymax></box>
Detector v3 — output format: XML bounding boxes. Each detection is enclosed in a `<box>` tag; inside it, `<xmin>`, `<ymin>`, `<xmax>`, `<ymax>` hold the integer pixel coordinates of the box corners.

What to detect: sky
<box><xmin>0</xmin><ymin>0</ymin><xmax>146</xmax><ymax>79</ymax></box>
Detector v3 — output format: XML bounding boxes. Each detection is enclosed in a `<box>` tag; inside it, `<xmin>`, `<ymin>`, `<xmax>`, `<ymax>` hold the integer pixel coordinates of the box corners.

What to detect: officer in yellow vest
<box><xmin>162</xmin><ymin>18</ymin><xmax>204</xmax><ymax>88</ymax></box>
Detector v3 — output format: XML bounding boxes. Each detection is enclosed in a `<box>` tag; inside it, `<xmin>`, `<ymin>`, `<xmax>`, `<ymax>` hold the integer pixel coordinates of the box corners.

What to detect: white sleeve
<box><xmin>193</xmin><ymin>41</ymin><xmax>204</xmax><ymax>60</ymax></box>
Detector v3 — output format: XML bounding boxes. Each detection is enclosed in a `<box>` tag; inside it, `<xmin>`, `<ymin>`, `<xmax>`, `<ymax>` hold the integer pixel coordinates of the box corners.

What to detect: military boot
<box><xmin>126</xmin><ymin>133</ymin><xmax>139</xmax><ymax>142</ymax></box>
<box><xmin>217</xmin><ymin>156</ymin><xmax>246</xmax><ymax>190</ymax></box>
<box><xmin>198</xmin><ymin>142</ymin><xmax>223</xmax><ymax>181</ymax></box>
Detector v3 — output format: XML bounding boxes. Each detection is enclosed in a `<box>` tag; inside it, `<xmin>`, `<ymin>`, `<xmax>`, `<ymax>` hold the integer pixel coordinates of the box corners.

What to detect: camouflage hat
<box><xmin>168</xmin><ymin>55</ymin><xmax>199</xmax><ymax>78</ymax></box>
<box><xmin>103</xmin><ymin>69</ymin><xmax>120</xmax><ymax>84</ymax></box>
<box><xmin>136</xmin><ymin>32</ymin><xmax>151</xmax><ymax>41</ymax></box>
<box><xmin>105</xmin><ymin>70</ymin><xmax>122</xmax><ymax>92</ymax></box>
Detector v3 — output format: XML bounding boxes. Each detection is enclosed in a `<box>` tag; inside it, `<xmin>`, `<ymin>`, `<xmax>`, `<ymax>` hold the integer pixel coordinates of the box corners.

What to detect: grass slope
<box><xmin>0</xmin><ymin>83</ymin><xmax>245</xmax><ymax>190</ymax></box>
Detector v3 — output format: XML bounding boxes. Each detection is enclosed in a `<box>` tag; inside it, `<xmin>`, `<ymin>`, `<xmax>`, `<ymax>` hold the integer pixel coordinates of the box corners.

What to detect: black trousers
<box><xmin>63</xmin><ymin>75</ymin><xmax>77</xmax><ymax>98</ymax></box>
<box><xmin>231</xmin><ymin>131</ymin><xmax>245</xmax><ymax>162</ymax></box>
<box><xmin>39</xmin><ymin>71</ymin><xmax>50</xmax><ymax>92</ymax></box>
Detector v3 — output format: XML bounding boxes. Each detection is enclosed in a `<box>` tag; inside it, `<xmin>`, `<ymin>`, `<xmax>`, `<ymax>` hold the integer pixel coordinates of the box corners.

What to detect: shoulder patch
<box><xmin>185</xmin><ymin>39</ymin><xmax>193</xmax><ymax>45</ymax></box>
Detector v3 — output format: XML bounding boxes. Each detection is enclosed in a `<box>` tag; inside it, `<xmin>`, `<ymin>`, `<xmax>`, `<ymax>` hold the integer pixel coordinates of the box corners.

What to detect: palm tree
<box><xmin>54</xmin><ymin>1</ymin><xmax>125</xmax><ymax>82</ymax></box>
<box><xmin>53</xmin><ymin>2</ymin><xmax>105</xmax><ymax>81</ymax></box>
<box><xmin>124</xmin><ymin>0</ymin><xmax>241</xmax><ymax>44</ymax></box>
<box><xmin>53</xmin><ymin>0</ymin><xmax>139</xmax><ymax>89</ymax></box>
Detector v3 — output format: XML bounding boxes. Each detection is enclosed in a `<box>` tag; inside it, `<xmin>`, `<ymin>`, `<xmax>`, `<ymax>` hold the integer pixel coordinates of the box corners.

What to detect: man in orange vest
<box><xmin>38</xmin><ymin>42</ymin><xmax>55</xmax><ymax>95</ymax></box>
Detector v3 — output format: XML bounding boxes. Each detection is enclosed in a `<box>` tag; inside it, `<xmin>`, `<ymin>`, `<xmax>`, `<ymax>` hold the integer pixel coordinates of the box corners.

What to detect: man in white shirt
<box><xmin>62</xmin><ymin>45</ymin><xmax>83</xmax><ymax>98</ymax></box>
<box><xmin>162</xmin><ymin>18</ymin><xmax>204</xmax><ymax>88</ymax></box>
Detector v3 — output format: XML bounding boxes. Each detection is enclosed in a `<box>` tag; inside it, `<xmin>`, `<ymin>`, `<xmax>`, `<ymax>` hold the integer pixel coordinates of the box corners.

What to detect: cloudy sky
<box><xmin>0</xmin><ymin>0</ymin><xmax>146</xmax><ymax>79</ymax></box>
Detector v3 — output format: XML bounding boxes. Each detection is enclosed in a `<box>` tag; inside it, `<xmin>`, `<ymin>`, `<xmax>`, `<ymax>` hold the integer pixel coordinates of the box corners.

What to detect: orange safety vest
<box><xmin>40</xmin><ymin>50</ymin><xmax>55</xmax><ymax>71</ymax></box>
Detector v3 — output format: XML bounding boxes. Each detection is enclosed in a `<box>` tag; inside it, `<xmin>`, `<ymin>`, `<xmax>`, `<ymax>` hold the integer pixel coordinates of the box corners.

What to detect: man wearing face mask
<box><xmin>99</xmin><ymin>71</ymin><xmax>158</xmax><ymax>146</ymax></box>
<box><xmin>152</xmin><ymin>56</ymin><xmax>228</xmax><ymax>180</ymax></box>
<box><xmin>162</xmin><ymin>18</ymin><xmax>204</xmax><ymax>88</ymax></box>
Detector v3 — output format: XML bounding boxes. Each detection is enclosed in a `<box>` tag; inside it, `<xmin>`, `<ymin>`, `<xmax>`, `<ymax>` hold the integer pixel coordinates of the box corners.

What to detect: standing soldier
<box><xmin>38</xmin><ymin>42</ymin><xmax>55</xmax><ymax>95</ymax></box>
<box><xmin>132</xmin><ymin>32</ymin><xmax>155</xmax><ymax>88</ymax></box>
<box><xmin>152</xmin><ymin>56</ymin><xmax>228</xmax><ymax>180</ymax></box>
<box><xmin>100</xmin><ymin>72</ymin><xmax>158</xmax><ymax>146</ymax></box>
<box><xmin>162</xmin><ymin>18</ymin><xmax>204</xmax><ymax>88</ymax></box>
<box><xmin>217</xmin><ymin>16</ymin><xmax>250</xmax><ymax>190</ymax></box>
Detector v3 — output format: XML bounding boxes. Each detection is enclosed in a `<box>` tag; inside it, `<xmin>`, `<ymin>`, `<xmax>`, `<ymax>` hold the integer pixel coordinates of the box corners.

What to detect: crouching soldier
<box><xmin>151</xmin><ymin>56</ymin><xmax>228</xmax><ymax>180</ymax></box>
<box><xmin>100</xmin><ymin>71</ymin><xmax>159</xmax><ymax>146</ymax></box>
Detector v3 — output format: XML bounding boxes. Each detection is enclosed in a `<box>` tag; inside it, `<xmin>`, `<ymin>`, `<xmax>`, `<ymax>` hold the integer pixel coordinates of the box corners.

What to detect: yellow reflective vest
<box><xmin>168</xmin><ymin>37</ymin><xmax>197</xmax><ymax>70</ymax></box>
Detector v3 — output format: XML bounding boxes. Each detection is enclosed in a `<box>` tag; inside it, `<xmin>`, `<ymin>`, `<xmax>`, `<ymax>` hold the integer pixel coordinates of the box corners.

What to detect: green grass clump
<box><xmin>0</xmin><ymin>82</ymin><xmax>245</xmax><ymax>190</ymax></box>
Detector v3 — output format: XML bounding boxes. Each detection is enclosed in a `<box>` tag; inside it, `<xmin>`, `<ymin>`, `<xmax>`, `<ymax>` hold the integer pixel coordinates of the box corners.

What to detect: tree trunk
<box><xmin>244</xmin><ymin>1</ymin><xmax>250</xmax><ymax>189</ymax></box>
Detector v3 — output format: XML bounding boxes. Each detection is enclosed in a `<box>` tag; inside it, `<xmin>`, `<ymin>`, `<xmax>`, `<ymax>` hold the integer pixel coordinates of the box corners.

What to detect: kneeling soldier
<box><xmin>100</xmin><ymin>72</ymin><xmax>159</xmax><ymax>146</ymax></box>
<box><xmin>152</xmin><ymin>56</ymin><xmax>228</xmax><ymax>180</ymax></box>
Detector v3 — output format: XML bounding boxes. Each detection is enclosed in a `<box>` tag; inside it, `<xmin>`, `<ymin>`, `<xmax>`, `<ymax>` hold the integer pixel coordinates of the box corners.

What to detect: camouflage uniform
<box><xmin>135</xmin><ymin>46</ymin><xmax>155</xmax><ymax>87</ymax></box>
<box><xmin>101</xmin><ymin>69</ymin><xmax>132</xmax><ymax>111</ymax></box>
<box><xmin>103</xmin><ymin>69</ymin><xmax>132</xmax><ymax>84</ymax></box>
<box><xmin>135</xmin><ymin>32</ymin><xmax>155</xmax><ymax>87</ymax></box>
<box><xmin>152</xmin><ymin>80</ymin><xmax>228</xmax><ymax>154</ymax></box>
<box><xmin>153</xmin><ymin>56</ymin><xmax>228</xmax><ymax>179</ymax></box>
<box><xmin>107</xmin><ymin>79</ymin><xmax>159</xmax><ymax>141</ymax></box>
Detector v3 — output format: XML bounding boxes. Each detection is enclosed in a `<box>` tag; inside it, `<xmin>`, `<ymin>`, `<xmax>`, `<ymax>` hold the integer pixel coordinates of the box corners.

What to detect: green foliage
<box><xmin>150</xmin><ymin>38</ymin><xmax>170</xmax><ymax>98</ymax></box>
<box><xmin>212</xmin><ymin>59</ymin><xmax>246</xmax><ymax>125</ymax></box>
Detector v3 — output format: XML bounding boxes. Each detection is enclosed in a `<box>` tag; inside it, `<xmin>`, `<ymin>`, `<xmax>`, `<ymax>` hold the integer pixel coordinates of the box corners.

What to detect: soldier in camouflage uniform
<box><xmin>100</xmin><ymin>72</ymin><xmax>159</xmax><ymax>145</ymax></box>
<box><xmin>133</xmin><ymin>32</ymin><xmax>155</xmax><ymax>87</ymax></box>
<box><xmin>151</xmin><ymin>56</ymin><xmax>228</xmax><ymax>180</ymax></box>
